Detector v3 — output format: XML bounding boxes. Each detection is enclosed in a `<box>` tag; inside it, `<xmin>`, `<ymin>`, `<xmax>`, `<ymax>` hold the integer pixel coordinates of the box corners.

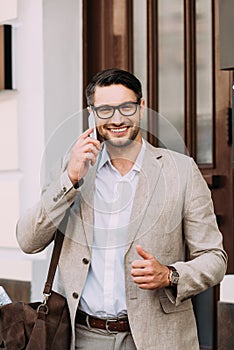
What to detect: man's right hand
<box><xmin>67</xmin><ymin>128</ymin><xmax>101</xmax><ymax>185</ymax></box>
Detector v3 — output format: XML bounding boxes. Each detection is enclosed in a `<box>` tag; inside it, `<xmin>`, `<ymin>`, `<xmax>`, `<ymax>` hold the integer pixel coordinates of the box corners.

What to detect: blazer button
<box><xmin>72</xmin><ymin>292</ymin><xmax>79</xmax><ymax>299</ymax></box>
<box><xmin>82</xmin><ymin>258</ymin><xmax>90</xmax><ymax>265</ymax></box>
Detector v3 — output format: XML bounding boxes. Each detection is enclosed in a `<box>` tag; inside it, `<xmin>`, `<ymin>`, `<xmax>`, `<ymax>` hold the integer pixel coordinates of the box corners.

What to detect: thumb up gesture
<box><xmin>131</xmin><ymin>245</ymin><xmax>170</xmax><ymax>290</ymax></box>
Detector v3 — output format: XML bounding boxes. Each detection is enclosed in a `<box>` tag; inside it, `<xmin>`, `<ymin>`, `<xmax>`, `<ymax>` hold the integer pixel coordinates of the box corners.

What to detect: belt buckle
<box><xmin>105</xmin><ymin>318</ymin><xmax>118</xmax><ymax>334</ymax></box>
<box><xmin>85</xmin><ymin>314</ymin><xmax>92</xmax><ymax>330</ymax></box>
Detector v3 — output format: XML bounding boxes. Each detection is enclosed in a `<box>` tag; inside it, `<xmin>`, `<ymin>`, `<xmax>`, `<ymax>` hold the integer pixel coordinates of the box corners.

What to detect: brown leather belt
<box><xmin>76</xmin><ymin>310</ymin><xmax>130</xmax><ymax>333</ymax></box>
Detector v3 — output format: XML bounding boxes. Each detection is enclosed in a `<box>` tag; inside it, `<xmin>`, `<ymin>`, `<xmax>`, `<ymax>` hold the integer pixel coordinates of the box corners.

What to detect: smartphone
<box><xmin>88</xmin><ymin>112</ymin><xmax>97</xmax><ymax>140</ymax></box>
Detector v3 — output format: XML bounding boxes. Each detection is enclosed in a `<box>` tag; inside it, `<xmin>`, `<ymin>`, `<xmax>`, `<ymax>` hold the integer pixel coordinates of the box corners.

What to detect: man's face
<box><xmin>92</xmin><ymin>84</ymin><xmax>144</xmax><ymax>148</ymax></box>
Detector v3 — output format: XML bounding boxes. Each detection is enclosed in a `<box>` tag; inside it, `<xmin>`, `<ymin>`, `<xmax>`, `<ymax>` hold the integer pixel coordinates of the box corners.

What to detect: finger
<box><xmin>83</xmin><ymin>149</ymin><xmax>100</xmax><ymax>166</ymax></box>
<box><xmin>81</xmin><ymin>128</ymin><xmax>102</xmax><ymax>148</ymax></box>
<box><xmin>75</xmin><ymin>136</ymin><xmax>101</xmax><ymax>152</ymax></box>
<box><xmin>90</xmin><ymin>156</ymin><xmax>97</xmax><ymax>166</ymax></box>
<box><xmin>85</xmin><ymin>137</ymin><xmax>102</xmax><ymax>150</ymax></box>
<box><xmin>93</xmin><ymin>139</ymin><xmax>102</xmax><ymax>151</ymax></box>
<box><xmin>90</xmin><ymin>145</ymin><xmax>100</xmax><ymax>157</ymax></box>
<box><xmin>80</xmin><ymin>128</ymin><xmax>100</xmax><ymax>145</ymax></box>
<box><xmin>136</xmin><ymin>245</ymin><xmax>154</xmax><ymax>260</ymax></box>
<box><xmin>138</xmin><ymin>283</ymin><xmax>155</xmax><ymax>290</ymax></box>
<box><xmin>131</xmin><ymin>260</ymin><xmax>148</xmax><ymax>269</ymax></box>
<box><xmin>82</xmin><ymin>127</ymin><xmax>95</xmax><ymax>138</ymax></box>
<box><xmin>81</xmin><ymin>128</ymin><xmax>102</xmax><ymax>149</ymax></box>
<box><xmin>85</xmin><ymin>152</ymin><xmax>96</xmax><ymax>163</ymax></box>
<box><xmin>131</xmin><ymin>267</ymin><xmax>146</xmax><ymax>277</ymax></box>
<box><xmin>82</xmin><ymin>143</ymin><xmax>99</xmax><ymax>155</ymax></box>
<box><xmin>132</xmin><ymin>276</ymin><xmax>156</xmax><ymax>290</ymax></box>
<box><xmin>133</xmin><ymin>276</ymin><xmax>152</xmax><ymax>284</ymax></box>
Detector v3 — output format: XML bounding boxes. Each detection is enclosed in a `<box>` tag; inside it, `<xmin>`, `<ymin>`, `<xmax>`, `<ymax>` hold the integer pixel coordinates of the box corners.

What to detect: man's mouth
<box><xmin>109</xmin><ymin>126</ymin><xmax>128</xmax><ymax>134</ymax></box>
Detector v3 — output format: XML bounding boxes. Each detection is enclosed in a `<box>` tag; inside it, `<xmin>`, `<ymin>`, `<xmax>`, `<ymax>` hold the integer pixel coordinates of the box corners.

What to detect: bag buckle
<box><xmin>37</xmin><ymin>293</ymin><xmax>51</xmax><ymax>314</ymax></box>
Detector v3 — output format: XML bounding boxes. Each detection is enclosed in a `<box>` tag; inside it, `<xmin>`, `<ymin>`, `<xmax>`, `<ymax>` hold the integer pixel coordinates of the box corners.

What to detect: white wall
<box><xmin>16</xmin><ymin>0</ymin><xmax>45</xmax><ymax>213</ymax></box>
<box><xmin>0</xmin><ymin>0</ymin><xmax>83</xmax><ymax>300</ymax></box>
<box><xmin>42</xmin><ymin>0</ymin><xmax>83</xmax><ymax>180</ymax></box>
<box><xmin>0</xmin><ymin>0</ymin><xmax>45</xmax><ymax>281</ymax></box>
<box><xmin>0</xmin><ymin>0</ymin><xmax>17</xmax><ymax>22</ymax></box>
<box><xmin>32</xmin><ymin>0</ymin><xmax>83</xmax><ymax>300</ymax></box>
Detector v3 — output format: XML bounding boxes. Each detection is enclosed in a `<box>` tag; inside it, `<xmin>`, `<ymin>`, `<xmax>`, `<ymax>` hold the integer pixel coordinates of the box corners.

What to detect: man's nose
<box><xmin>111</xmin><ymin>108</ymin><xmax>124</xmax><ymax>123</ymax></box>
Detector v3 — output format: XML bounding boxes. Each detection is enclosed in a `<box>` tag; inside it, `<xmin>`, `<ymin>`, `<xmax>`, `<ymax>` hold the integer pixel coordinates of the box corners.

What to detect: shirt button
<box><xmin>82</xmin><ymin>258</ymin><xmax>89</xmax><ymax>265</ymax></box>
<box><xmin>72</xmin><ymin>292</ymin><xmax>79</xmax><ymax>299</ymax></box>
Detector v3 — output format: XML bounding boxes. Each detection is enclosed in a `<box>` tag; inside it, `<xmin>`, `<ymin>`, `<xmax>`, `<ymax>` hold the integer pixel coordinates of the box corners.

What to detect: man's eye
<box><xmin>98</xmin><ymin>106</ymin><xmax>113</xmax><ymax>114</ymax></box>
<box><xmin>121</xmin><ymin>103</ymin><xmax>134</xmax><ymax>111</ymax></box>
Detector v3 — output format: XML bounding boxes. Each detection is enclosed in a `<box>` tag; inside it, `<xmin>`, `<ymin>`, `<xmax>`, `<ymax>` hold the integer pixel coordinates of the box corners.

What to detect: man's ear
<box><xmin>139</xmin><ymin>99</ymin><xmax>145</xmax><ymax>120</ymax></box>
<box><xmin>140</xmin><ymin>99</ymin><xmax>145</xmax><ymax>108</ymax></box>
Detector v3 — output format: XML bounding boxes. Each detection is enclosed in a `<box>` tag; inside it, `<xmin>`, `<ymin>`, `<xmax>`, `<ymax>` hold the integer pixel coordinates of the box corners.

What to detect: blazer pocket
<box><xmin>159</xmin><ymin>296</ymin><xmax>192</xmax><ymax>314</ymax></box>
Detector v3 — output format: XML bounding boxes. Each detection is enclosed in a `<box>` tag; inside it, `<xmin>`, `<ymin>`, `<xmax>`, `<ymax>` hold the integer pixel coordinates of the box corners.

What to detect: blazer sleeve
<box><xmin>16</xmin><ymin>156</ymin><xmax>82</xmax><ymax>254</ymax></box>
<box><xmin>167</xmin><ymin>157</ymin><xmax>227</xmax><ymax>306</ymax></box>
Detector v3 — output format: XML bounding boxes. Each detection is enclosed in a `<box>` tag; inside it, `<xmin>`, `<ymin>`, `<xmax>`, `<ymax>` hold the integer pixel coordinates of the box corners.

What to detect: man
<box><xmin>17</xmin><ymin>68</ymin><xmax>227</xmax><ymax>350</ymax></box>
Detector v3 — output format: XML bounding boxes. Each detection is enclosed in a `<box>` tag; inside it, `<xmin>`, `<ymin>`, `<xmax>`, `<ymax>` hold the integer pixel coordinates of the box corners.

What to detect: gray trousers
<box><xmin>75</xmin><ymin>324</ymin><xmax>137</xmax><ymax>350</ymax></box>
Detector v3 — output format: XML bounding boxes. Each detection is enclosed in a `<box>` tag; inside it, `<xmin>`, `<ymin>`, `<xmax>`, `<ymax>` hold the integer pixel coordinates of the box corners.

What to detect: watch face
<box><xmin>171</xmin><ymin>271</ymin><xmax>179</xmax><ymax>285</ymax></box>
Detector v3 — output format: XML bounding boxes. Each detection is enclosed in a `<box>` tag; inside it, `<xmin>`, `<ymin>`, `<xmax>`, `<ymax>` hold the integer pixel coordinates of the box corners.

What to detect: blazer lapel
<box><xmin>125</xmin><ymin>143</ymin><xmax>163</xmax><ymax>254</ymax></box>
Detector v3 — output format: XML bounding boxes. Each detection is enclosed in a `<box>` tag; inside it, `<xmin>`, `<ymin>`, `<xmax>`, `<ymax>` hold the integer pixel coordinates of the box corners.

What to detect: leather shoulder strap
<box><xmin>43</xmin><ymin>208</ymin><xmax>70</xmax><ymax>295</ymax></box>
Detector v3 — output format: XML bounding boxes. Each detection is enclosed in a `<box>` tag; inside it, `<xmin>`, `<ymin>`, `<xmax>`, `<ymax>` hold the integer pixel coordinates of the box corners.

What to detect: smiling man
<box><xmin>17</xmin><ymin>68</ymin><xmax>227</xmax><ymax>350</ymax></box>
<box><xmin>89</xmin><ymin>84</ymin><xmax>143</xmax><ymax>147</ymax></box>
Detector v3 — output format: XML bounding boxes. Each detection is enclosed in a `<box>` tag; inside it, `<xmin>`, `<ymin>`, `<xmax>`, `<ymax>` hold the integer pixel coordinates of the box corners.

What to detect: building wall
<box><xmin>0</xmin><ymin>0</ymin><xmax>83</xmax><ymax>301</ymax></box>
<box><xmin>32</xmin><ymin>0</ymin><xmax>83</xmax><ymax>301</ymax></box>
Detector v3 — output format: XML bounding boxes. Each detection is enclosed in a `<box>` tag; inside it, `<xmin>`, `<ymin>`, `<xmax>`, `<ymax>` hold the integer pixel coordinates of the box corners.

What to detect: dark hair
<box><xmin>86</xmin><ymin>68</ymin><xmax>142</xmax><ymax>105</ymax></box>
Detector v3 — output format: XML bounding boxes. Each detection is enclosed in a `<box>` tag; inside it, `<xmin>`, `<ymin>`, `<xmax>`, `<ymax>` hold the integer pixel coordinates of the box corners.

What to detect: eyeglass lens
<box><xmin>95</xmin><ymin>102</ymin><xmax>138</xmax><ymax>119</ymax></box>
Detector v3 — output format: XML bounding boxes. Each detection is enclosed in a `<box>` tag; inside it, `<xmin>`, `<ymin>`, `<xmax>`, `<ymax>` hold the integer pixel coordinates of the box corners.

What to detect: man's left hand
<box><xmin>131</xmin><ymin>245</ymin><xmax>170</xmax><ymax>290</ymax></box>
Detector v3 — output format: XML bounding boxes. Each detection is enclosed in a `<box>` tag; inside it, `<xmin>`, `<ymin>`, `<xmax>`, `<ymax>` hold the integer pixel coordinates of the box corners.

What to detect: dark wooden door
<box><xmin>147</xmin><ymin>0</ymin><xmax>233</xmax><ymax>268</ymax></box>
<box><xmin>83</xmin><ymin>1</ymin><xmax>233</xmax><ymax>348</ymax></box>
<box><xmin>147</xmin><ymin>1</ymin><xmax>233</xmax><ymax>349</ymax></box>
<box><xmin>83</xmin><ymin>0</ymin><xmax>133</xmax><ymax>127</ymax></box>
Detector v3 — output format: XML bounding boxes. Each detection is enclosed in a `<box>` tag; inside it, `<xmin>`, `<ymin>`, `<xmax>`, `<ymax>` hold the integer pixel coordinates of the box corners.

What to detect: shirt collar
<box><xmin>97</xmin><ymin>139</ymin><xmax>146</xmax><ymax>173</ymax></box>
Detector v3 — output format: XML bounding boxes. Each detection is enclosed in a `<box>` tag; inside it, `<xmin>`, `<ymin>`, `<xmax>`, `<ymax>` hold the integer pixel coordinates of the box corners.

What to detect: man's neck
<box><xmin>106</xmin><ymin>139</ymin><xmax>142</xmax><ymax>176</ymax></box>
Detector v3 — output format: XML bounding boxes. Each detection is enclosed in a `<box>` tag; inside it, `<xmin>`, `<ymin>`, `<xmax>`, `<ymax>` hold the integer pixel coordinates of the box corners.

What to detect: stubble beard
<box><xmin>101</xmin><ymin>121</ymin><xmax>141</xmax><ymax>149</ymax></box>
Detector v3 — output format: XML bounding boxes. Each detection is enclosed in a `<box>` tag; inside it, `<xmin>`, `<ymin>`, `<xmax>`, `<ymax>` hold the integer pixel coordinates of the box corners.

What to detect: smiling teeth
<box><xmin>111</xmin><ymin>127</ymin><xmax>127</xmax><ymax>133</ymax></box>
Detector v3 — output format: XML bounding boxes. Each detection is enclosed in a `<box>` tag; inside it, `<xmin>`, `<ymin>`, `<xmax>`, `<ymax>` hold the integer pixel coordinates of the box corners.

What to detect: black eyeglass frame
<box><xmin>90</xmin><ymin>100</ymin><xmax>141</xmax><ymax>119</ymax></box>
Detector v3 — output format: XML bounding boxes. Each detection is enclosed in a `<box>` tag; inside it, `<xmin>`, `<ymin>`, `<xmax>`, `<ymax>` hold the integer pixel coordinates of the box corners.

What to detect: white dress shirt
<box><xmin>79</xmin><ymin>140</ymin><xmax>145</xmax><ymax>317</ymax></box>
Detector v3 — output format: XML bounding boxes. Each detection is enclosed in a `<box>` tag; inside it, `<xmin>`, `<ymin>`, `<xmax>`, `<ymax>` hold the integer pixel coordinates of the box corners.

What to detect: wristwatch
<box><xmin>167</xmin><ymin>266</ymin><xmax>179</xmax><ymax>287</ymax></box>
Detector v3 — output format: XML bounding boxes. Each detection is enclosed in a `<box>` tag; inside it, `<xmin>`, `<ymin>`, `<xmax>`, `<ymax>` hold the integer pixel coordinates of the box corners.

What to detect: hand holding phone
<box><xmin>67</xmin><ymin>116</ymin><xmax>101</xmax><ymax>185</ymax></box>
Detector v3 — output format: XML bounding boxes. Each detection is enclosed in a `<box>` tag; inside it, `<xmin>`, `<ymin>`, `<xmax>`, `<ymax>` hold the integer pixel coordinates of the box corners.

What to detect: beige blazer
<box><xmin>17</xmin><ymin>141</ymin><xmax>227</xmax><ymax>350</ymax></box>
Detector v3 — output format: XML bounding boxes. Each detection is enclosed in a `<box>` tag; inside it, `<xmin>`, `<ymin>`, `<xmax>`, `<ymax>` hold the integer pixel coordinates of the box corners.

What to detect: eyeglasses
<box><xmin>90</xmin><ymin>101</ymin><xmax>141</xmax><ymax>119</ymax></box>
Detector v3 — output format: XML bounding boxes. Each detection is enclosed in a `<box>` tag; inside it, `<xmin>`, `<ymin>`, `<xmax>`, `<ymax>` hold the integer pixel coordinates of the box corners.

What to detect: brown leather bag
<box><xmin>0</xmin><ymin>211</ymin><xmax>71</xmax><ymax>350</ymax></box>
